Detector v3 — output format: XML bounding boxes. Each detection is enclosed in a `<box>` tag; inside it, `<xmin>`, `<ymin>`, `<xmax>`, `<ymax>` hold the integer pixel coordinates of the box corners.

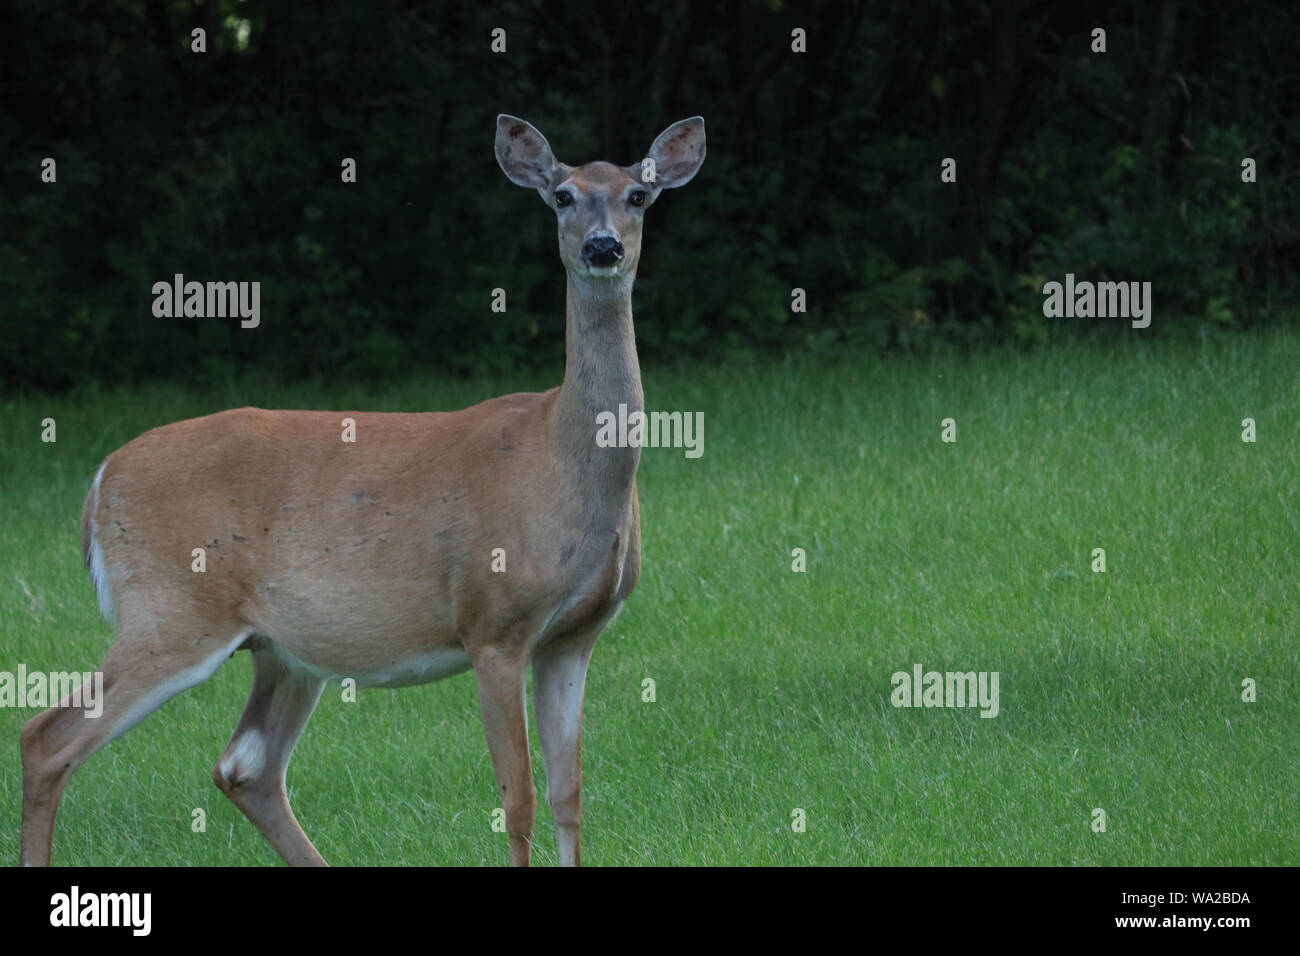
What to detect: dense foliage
<box><xmin>1</xmin><ymin>0</ymin><xmax>1295</xmax><ymax>392</ymax></box>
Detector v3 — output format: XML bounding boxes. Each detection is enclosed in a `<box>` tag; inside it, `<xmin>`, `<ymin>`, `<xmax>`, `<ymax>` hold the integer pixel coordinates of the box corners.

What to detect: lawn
<box><xmin>1</xmin><ymin>329</ymin><xmax>1297</xmax><ymax>865</ymax></box>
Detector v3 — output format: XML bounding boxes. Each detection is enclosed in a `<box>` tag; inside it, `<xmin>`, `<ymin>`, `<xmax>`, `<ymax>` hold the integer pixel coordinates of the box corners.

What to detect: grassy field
<box><xmin>1</xmin><ymin>329</ymin><xmax>1297</xmax><ymax>866</ymax></box>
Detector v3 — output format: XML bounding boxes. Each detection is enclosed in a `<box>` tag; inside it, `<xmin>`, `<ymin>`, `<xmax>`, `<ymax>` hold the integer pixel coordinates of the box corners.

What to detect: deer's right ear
<box><xmin>646</xmin><ymin>116</ymin><xmax>706</xmax><ymax>190</ymax></box>
<box><xmin>495</xmin><ymin>115</ymin><xmax>558</xmax><ymax>192</ymax></box>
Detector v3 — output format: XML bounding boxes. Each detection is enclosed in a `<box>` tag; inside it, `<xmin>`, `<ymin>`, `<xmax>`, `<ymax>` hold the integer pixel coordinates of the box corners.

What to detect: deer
<box><xmin>19</xmin><ymin>114</ymin><xmax>706</xmax><ymax>867</ymax></box>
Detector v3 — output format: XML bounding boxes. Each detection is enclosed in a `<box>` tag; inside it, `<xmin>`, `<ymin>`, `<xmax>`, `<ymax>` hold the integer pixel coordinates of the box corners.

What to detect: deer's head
<box><xmin>495</xmin><ymin>115</ymin><xmax>706</xmax><ymax>286</ymax></box>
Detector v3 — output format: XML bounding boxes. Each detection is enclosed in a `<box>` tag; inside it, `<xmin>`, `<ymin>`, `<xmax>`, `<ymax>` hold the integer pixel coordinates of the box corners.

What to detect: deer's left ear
<box><xmin>644</xmin><ymin>117</ymin><xmax>706</xmax><ymax>190</ymax></box>
<box><xmin>496</xmin><ymin>114</ymin><xmax>560</xmax><ymax>192</ymax></box>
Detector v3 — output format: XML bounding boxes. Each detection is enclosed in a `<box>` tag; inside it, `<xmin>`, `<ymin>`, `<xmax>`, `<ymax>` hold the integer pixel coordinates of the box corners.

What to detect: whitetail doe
<box><xmin>20</xmin><ymin>114</ymin><xmax>706</xmax><ymax>866</ymax></box>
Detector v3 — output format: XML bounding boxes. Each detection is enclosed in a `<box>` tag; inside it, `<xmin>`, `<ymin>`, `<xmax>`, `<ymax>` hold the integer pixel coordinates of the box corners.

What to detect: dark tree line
<box><xmin>1</xmin><ymin>0</ymin><xmax>1296</xmax><ymax>392</ymax></box>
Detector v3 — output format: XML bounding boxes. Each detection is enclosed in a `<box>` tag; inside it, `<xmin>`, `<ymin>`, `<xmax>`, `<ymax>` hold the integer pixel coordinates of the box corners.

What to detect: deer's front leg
<box><xmin>472</xmin><ymin>647</ymin><xmax>535</xmax><ymax>866</ymax></box>
<box><xmin>533</xmin><ymin>630</ymin><xmax>599</xmax><ymax>867</ymax></box>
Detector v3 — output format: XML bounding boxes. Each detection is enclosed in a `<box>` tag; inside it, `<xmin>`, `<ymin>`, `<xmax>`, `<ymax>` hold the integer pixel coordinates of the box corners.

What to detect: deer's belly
<box><xmin>249</xmin><ymin>577</ymin><xmax>468</xmax><ymax>685</ymax></box>
<box><xmin>346</xmin><ymin>647</ymin><xmax>474</xmax><ymax>688</ymax></box>
<box><xmin>268</xmin><ymin>637</ymin><xmax>473</xmax><ymax>688</ymax></box>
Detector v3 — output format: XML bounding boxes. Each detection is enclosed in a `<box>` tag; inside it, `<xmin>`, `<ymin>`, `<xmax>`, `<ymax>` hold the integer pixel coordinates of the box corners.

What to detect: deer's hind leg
<box><xmin>20</xmin><ymin>620</ymin><xmax>252</xmax><ymax>866</ymax></box>
<box><xmin>212</xmin><ymin>640</ymin><xmax>326</xmax><ymax>866</ymax></box>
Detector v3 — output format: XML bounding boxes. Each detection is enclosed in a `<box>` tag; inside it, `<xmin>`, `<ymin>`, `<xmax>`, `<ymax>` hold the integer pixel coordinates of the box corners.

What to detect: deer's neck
<box><xmin>552</xmin><ymin>273</ymin><xmax>643</xmax><ymax>493</ymax></box>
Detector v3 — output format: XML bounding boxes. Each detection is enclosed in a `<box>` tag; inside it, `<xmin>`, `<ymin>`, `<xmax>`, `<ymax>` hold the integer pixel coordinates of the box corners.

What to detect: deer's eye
<box><xmin>629</xmin><ymin>190</ymin><xmax>648</xmax><ymax>207</ymax></box>
<box><xmin>555</xmin><ymin>191</ymin><xmax>573</xmax><ymax>207</ymax></box>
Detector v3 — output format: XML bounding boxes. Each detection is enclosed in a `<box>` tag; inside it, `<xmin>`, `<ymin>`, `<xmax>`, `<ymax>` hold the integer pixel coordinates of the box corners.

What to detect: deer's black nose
<box><xmin>581</xmin><ymin>235</ymin><xmax>624</xmax><ymax>266</ymax></box>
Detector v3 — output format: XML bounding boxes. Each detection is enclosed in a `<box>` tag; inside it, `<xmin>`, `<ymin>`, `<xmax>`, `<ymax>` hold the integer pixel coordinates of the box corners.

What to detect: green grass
<box><xmin>1</xmin><ymin>329</ymin><xmax>1297</xmax><ymax>865</ymax></box>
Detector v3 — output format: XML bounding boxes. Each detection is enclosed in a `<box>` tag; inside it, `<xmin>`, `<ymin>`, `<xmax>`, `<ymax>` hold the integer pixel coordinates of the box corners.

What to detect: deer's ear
<box><xmin>645</xmin><ymin>117</ymin><xmax>706</xmax><ymax>190</ymax></box>
<box><xmin>495</xmin><ymin>115</ymin><xmax>559</xmax><ymax>190</ymax></box>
